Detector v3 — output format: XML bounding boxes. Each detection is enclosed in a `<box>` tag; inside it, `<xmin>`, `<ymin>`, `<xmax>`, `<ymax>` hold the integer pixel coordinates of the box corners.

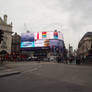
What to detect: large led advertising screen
<box><xmin>35</xmin><ymin>39</ymin><xmax>49</xmax><ymax>47</ymax></box>
<box><xmin>21</xmin><ymin>33</ymin><xmax>49</xmax><ymax>48</ymax></box>
<box><xmin>21</xmin><ymin>42</ymin><xmax>35</xmax><ymax>48</ymax></box>
<box><xmin>47</xmin><ymin>32</ymin><xmax>54</xmax><ymax>39</ymax></box>
<box><xmin>49</xmin><ymin>40</ymin><xmax>64</xmax><ymax>47</ymax></box>
<box><xmin>58</xmin><ymin>32</ymin><xmax>63</xmax><ymax>40</ymax></box>
<box><xmin>21</xmin><ymin>33</ymin><xmax>35</xmax><ymax>48</ymax></box>
<box><xmin>34</xmin><ymin>32</ymin><xmax>42</xmax><ymax>40</ymax></box>
<box><xmin>20</xmin><ymin>31</ymin><xmax>64</xmax><ymax>49</ymax></box>
<box><xmin>34</xmin><ymin>31</ymin><xmax>63</xmax><ymax>40</ymax></box>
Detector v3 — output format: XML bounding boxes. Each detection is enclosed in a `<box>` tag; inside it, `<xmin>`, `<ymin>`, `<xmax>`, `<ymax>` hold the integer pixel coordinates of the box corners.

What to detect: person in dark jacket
<box><xmin>76</xmin><ymin>56</ymin><xmax>80</xmax><ymax>64</ymax></box>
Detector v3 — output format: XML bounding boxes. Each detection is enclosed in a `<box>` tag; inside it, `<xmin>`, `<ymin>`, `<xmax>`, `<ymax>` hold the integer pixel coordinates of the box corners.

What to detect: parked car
<box><xmin>27</xmin><ymin>57</ymin><xmax>32</xmax><ymax>61</ymax></box>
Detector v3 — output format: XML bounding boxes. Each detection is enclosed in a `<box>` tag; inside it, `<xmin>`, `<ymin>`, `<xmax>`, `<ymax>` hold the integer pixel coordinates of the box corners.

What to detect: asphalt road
<box><xmin>0</xmin><ymin>62</ymin><xmax>92</xmax><ymax>92</ymax></box>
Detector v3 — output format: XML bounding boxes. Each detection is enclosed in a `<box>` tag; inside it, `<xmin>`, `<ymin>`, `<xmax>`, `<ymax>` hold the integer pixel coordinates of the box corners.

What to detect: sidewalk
<box><xmin>0</xmin><ymin>63</ymin><xmax>21</xmax><ymax>78</ymax></box>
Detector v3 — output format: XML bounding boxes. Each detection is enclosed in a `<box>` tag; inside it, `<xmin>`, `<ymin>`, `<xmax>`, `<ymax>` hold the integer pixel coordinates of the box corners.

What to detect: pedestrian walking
<box><xmin>76</xmin><ymin>56</ymin><xmax>80</xmax><ymax>64</ymax></box>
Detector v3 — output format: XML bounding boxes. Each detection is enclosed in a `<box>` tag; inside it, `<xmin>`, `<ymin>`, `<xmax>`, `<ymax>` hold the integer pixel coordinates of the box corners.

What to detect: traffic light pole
<box><xmin>0</xmin><ymin>30</ymin><xmax>4</xmax><ymax>44</ymax></box>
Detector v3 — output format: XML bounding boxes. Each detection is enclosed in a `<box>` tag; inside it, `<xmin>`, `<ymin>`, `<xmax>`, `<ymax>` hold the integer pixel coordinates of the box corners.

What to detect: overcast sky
<box><xmin>0</xmin><ymin>0</ymin><xmax>92</xmax><ymax>49</ymax></box>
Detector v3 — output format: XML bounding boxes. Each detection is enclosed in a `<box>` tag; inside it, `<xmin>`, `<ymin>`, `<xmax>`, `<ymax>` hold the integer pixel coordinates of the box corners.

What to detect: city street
<box><xmin>0</xmin><ymin>62</ymin><xmax>92</xmax><ymax>92</ymax></box>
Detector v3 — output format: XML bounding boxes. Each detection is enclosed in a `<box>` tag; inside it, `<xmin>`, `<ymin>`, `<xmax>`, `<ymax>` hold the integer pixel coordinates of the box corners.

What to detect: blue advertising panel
<box><xmin>49</xmin><ymin>40</ymin><xmax>64</xmax><ymax>48</ymax></box>
<box><xmin>21</xmin><ymin>33</ymin><xmax>35</xmax><ymax>48</ymax></box>
<box><xmin>49</xmin><ymin>40</ymin><xmax>64</xmax><ymax>52</ymax></box>
<box><xmin>21</xmin><ymin>42</ymin><xmax>35</xmax><ymax>48</ymax></box>
<box><xmin>49</xmin><ymin>40</ymin><xmax>60</xmax><ymax>47</ymax></box>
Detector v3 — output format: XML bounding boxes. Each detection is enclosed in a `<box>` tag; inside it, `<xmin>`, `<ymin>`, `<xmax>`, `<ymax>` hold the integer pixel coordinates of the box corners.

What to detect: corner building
<box><xmin>0</xmin><ymin>15</ymin><xmax>13</xmax><ymax>54</ymax></box>
<box><xmin>78</xmin><ymin>32</ymin><xmax>92</xmax><ymax>62</ymax></box>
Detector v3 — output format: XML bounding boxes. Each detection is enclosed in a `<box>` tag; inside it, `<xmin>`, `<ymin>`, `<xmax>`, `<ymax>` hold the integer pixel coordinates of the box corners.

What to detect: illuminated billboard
<box><xmin>21</xmin><ymin>32</ymin><xmax>34</xmax><ymax>48</ymax></box>
<box><xmin>49</xmin><ymin>40</ymin><xmax>59</xmax><ymax>47</ymax></box>
<box><xmin>21</xmin><ymin>31</ymin><xmax>64</xmax><ymax>49</ymax></box>
<box><xmin>47</xmin><ymin>32</ymin><xmax>54</xmax><ymax>39</ymax></box>
<box><xmin>49</xmin><ymin>40</ymin><xmax>64</xmax><ymax>47</ymax></box>
<box><xmin>21</xmin><ymin>33</ymin><xmax>34</xmax><ymax>42</ymax></box>
<box><xmin>54</xmin><ymin>32</ymin><xmax>58</xmax><ymax>39</ymax></box>
<box><xmin>35</xmin><ymin>40</ymin><xmax>44</xmax><ymax>47</ymax></box>
<box><xmin>35</xmin><ymin>39</ymin><xmax>49</xmax><ymax>47</ymax></box>
<box><xmin>42</xmin><ymin>32</ymin><xmax>47</xmax><ymax>39</ymax></box>
<box><xmin>34</xmin><ymin>31</ymin><xmax>63</xmax><ymax>40</ymax></box>
<box><xmin>21</xmin><ymin>42</ymin><xmax>35</xmax><ymax>48</ymax></box>
<box><xmin>34</xmin><ymin>32</ymin><xmax>42</xmax><ymax>40</ymax></box>
<box><xmin>58</xmin><ymin>32</ymin><xmax>63</xmax><ymax>40</ymax></box>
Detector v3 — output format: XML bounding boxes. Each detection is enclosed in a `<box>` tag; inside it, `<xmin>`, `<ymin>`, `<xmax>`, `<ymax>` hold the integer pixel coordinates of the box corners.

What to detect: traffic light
<box><xmin>0</xmin><ymin>30</ymin><xmax>4</xmax><ymax>43</ymax></box>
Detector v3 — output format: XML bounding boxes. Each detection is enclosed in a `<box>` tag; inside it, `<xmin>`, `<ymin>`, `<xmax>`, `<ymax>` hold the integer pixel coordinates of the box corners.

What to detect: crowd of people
<box><xmin>0</xmin><ymin>53</ymin><xmax>27</xmax><ymax>62</ymax></box>
<box><xmin>0</xmin><ymin>53</ymin><xmax>88</xmax><ymax>65</ymax></box>
<box><xmin>65</xmin><ymin>56</ymin><xmax>87</xmax><ymax>64</ymax></box>
<box><xmin>55</xmin><ymin>55</ymin><xmax>88</xmax><ymax>64</ymax></box>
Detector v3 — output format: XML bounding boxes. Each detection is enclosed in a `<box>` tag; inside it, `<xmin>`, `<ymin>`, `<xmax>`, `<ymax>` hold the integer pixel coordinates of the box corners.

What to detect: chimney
<box><xmin>4</xmin><ymin>14</ymin><xmax>7</xmax><ymax>24</ymax></box>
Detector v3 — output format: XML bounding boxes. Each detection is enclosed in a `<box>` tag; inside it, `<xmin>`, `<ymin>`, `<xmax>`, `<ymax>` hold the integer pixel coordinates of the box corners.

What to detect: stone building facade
<box><xmin>0</xmin><ymin>15</ymin><xmax>13</xmax><ymax>54</ymax></box>
<box><xmin>11</xmin><ymin>32</ymin><xmax>21</xmax><ymax>54</ymax></box>
<box><xmin>78</xmin><ymin>32</ymin><xmax>92</xmax><ymax>57</ymax></box>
